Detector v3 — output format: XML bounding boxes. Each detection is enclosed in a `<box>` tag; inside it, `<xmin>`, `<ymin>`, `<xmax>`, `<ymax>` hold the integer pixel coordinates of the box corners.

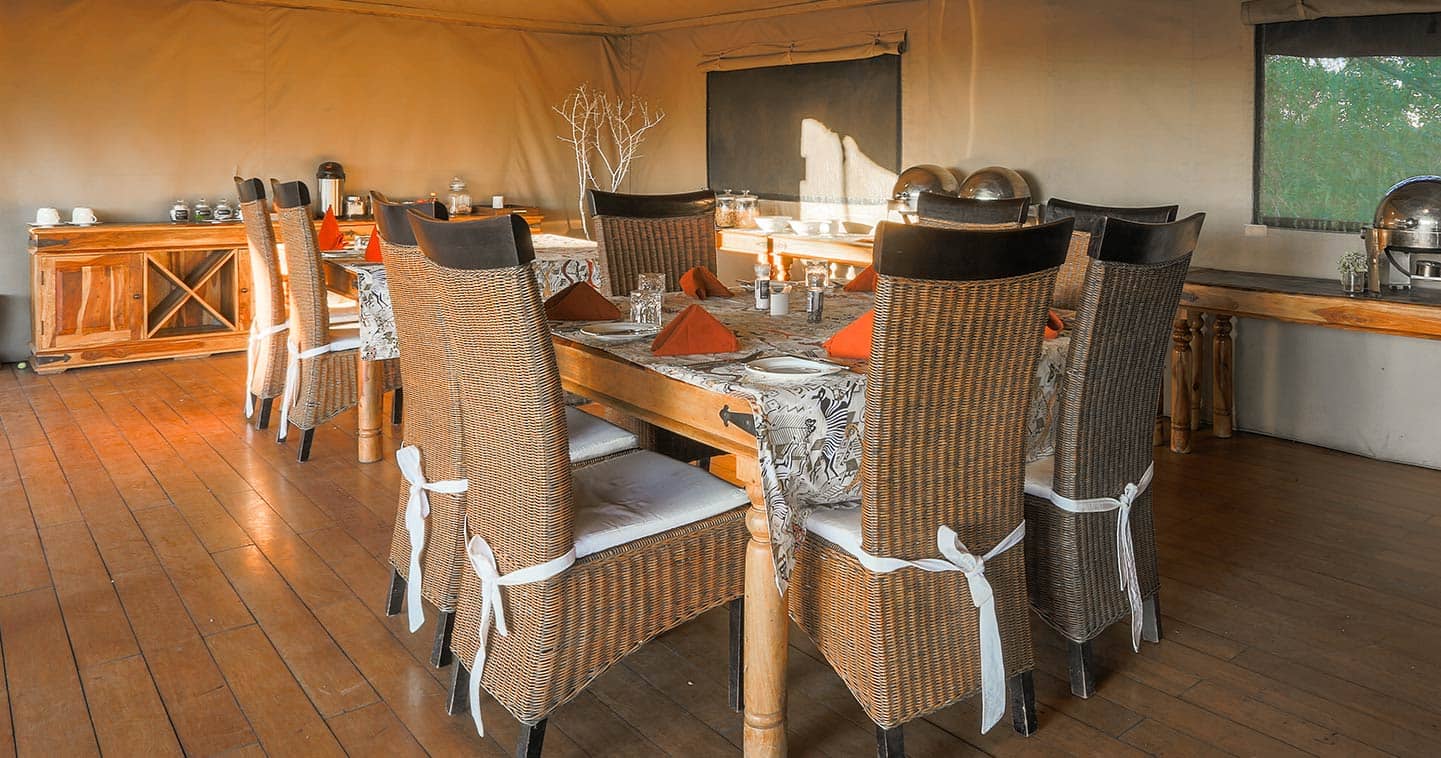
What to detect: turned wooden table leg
<box><xmin>358</xmin><ymin>355</ymin><xmax>384</xmax><ymax>464</ymax></box>
<box><xmin>736</xmin><ymin>455</ymin><xmax>787</xmax><ymax>757</ymax></box>
<box><xmin>1188</xmin><ymin>312</ymin><xmax>1204</xmax><ymax>431</ymax></box>
<box><xmin>1170</xmin><ymin>312</ymin><xmax>1193</xmax><ymax>454</ymax></box>
<box><xmin>1213</xmin><ymin>314</ymin><xmax>1234</xmax><ymax>438</ymax></box>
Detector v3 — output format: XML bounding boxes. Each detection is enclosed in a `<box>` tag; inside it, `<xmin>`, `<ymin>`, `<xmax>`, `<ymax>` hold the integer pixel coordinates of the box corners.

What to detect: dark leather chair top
<box><xmin>1042</xmin><ymin>197</ymin><xmax>1179</xmax><ymax>233</ymax></box>
<box><xmin>587</xmin><ymin>189</ymin><xmax>716</xmax><ymax>219</ymax></box>
<box><xmin>235</xmin><ymin>177</ymin><xmax>265</xmax><ymax>203</ymax></box>
<box><xmin>406</xmin><ymin>211</ymin><xmax>535</xmax><ymax>271</ymax></box>
<box><xmin>873</xmin><ymin>218</ymin><xmax>1075</xmax><ymax>281</ymax></box>
<box><xmin>1092</xmin><ymin>213</ymin><xmax>1205</xmax><ymax>265</ymax></box>
<box><xmin>917</xmin><ymin>191</ymin><xmax>1030</xmax><ymax>226</ymax></box>
<box><xmin>270</xmin><ymin>179</ymin><xmax>310</xmax><ymax>210</ymax></box>
<box><xmin>371</xmin><ymin>191</ymin><xmax>448</xmax><ymax>246</ymax></box>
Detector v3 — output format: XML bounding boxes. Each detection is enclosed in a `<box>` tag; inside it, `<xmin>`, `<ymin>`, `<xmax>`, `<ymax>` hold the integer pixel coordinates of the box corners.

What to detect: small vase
<box><xmin>1341</xmin><ymin>270</ymin><xmax>1366</xmax><ymax>295</ymax></box>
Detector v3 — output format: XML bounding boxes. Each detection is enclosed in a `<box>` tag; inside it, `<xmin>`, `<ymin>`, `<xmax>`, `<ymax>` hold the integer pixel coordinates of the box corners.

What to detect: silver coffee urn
<box><xmin>315</xmin><ymin>161</ymin><xmax>345</xmax><ymax>219</ymax></box>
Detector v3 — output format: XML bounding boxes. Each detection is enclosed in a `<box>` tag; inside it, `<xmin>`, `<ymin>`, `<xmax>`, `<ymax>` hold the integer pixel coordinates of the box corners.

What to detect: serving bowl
<box><xmin>787</xmin><ymin>219</ymin><xmax>830</xmax><ymax>236</ymax></box>
<box><xmin>753</xmin><ymin>215</ymin><xmax>791</xmax><ymax>233</ymax></box>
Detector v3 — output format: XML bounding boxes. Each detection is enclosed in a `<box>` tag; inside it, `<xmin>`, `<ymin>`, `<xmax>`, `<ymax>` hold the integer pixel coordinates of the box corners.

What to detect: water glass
<box><xmin>805</xmin><ymin>261</ymin><xmax>829</xmax><ymax>289</ymax></box>
<box><xmin>630</xmin><ymin>289</ymin><xmax>663</xmax><ymax>326</ymax></box>
<box><xmin>638</xmin><ymin>272</ymin><xmax>665</xmax><ymax>293</ymax></box>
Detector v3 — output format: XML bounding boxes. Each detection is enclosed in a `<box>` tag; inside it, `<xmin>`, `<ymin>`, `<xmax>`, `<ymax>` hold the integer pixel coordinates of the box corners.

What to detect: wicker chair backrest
<box><xmin>1052</xmin><ymin>213</ymin><xmax>1204</xmax><ymax>502</ymax></box>
<box><xmin>586</xmin><ymin>189</ymin><xmax>718</xmax><ymax>295</ymax></box>
<box><xmin>407</xmin><ymin>212</ymin><xmax>574</xmax><ymax>571</ymax></box>
<box><xmin>235</xmin><ymin>177</ymin><xmax>286</xmax><ymax>344</ymax></box>
<box><xmin>271</xmin><ymin>180</ymin><xmax>333</xmax><ymax>354</ymax></box>
<box><xmin>860</xmin><ymin>220</ymin><xmax>1072</xmax><ymax>559</ymax></box>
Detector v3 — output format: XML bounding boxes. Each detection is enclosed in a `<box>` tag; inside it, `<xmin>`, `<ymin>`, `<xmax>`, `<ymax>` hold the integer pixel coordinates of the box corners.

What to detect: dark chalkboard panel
<box><xmin>706</xmin><ymin>55</ymin><xmax>901</xmax><ymax>202</ymax></box>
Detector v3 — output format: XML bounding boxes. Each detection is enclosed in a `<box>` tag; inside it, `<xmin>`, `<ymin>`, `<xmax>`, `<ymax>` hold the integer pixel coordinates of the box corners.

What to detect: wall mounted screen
<box><xmin>706</xmin><ymin>55</ymin><xmax>901</xmax><ymax>208</ymax></box>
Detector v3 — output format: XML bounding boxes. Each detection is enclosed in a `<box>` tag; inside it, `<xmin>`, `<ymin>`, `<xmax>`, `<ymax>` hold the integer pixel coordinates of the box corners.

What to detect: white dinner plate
<box><xmin>745</xmin><ymin>356</ymin><xmax>844</xmax><ymax>382</ymax></box>
<box><xmin>579</xmin><ymin>322</ymin><xmax>660</xmax><ymax>342</ymax></box>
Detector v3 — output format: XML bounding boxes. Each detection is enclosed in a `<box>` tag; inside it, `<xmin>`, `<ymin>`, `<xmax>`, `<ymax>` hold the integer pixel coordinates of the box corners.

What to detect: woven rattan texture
<box><xmin>238</xmin><ymin>198</ymin><xmax>289</xmax><ymax>400</ymax></box>
<box><xmin>381</xmin><ymin>238</ymin><xmax>467</xmax><ymax>611</ymax></box>
<box><xmin>1025</xmin><ymin>253</ymin><xmax>1191</xmax><ymax>643</ymax></box>
<box><xmin>593</xmin><ymin>215</ymin><xmax>717</xmax><ymax>296</ymax></box>
<box><xmin>1050</xmin><ymin>232</ymin><xmax>1094</xmax><ymax>311</ymax></box>
<box><xmin>275</xmin><ymin>205</ymin><xmax>400</xmax><ymax>430</ymax></box>
<box><xmin>788</xmin><ymin>265</ymin><xmax>1057</xmax><ymax>729</ymax></box>
<box><xmin>421</xmin><ymin>258</ymin><xmax>746</xmax><ymax>725</ymax></box>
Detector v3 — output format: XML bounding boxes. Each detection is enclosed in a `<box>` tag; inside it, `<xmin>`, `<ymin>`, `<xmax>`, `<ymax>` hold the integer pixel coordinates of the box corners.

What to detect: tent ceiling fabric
<box><xmin>1242</xmin><ymin>0</ymin><xmax>1441</xmax><ymax>24</ymax></box>
<box><xmin>221</xmin><ymin>0</ymin><xmax>907</xmax><ymax>34</ymax></box>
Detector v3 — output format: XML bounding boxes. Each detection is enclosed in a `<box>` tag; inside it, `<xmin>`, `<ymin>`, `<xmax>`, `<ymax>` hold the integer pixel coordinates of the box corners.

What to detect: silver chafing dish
<box><xmin>957</xmin><ymin>166</ymin><xmax>1031</xmax><ymax>201</ymax></box>
<box><xmin>1364</xmin><ymin>175</ymin><xmax>1441</xmax><ymax>293</ymax></box>
<box><xmin>890</xmin><ymin>164</ymin><xmax>961</xmax><ymax>215</ymax></box>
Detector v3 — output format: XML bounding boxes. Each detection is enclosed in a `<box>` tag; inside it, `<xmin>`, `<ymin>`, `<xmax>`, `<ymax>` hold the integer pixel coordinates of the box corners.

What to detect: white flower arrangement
<box><xmin>1337</xmin><ymin>251</ymin><xmax>1367</xmax><ymax>275</ymax></box>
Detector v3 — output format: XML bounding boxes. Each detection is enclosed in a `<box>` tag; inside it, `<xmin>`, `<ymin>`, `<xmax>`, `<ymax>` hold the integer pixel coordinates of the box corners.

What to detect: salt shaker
<box><xmin>754</xmin><ymin>262</ymin><xmax>772</xmax><ymax>310</ymax></box>
<box><xmin>770</xmin><ymin>283</ymin><xmax>791</xmax><ymax>316</ymax></box>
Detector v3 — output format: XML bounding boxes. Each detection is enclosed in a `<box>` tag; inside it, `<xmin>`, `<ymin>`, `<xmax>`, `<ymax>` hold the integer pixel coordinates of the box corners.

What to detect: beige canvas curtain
<box><xmin>698</xmin><ymin>29</ymin><xmax>905</xmax><ymax>72</ymax></box>
<box><xmin>1243</xmin><ymin>0</ymin><xmax>1441</xmax><ymax>23</ymax></box>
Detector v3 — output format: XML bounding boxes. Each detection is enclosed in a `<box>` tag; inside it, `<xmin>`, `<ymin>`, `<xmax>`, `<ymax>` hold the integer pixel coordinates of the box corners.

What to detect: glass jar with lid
<box><xmin>735</xmin><ymin>191</ymin><xmax>759</xmax><ymax>228</ymax></box>
<box><xmin>715</xmin><ymin>190</ymin><xmax>738</xmax><ymax>228</ymax></box>
<box><xmin>448</xmin><ymin>176</ymin><xmax>472</xmax><ymax>216</ymax></box>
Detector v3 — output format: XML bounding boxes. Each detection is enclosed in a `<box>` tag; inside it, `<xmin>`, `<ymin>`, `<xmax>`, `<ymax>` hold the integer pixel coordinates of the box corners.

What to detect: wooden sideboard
<box><xmin>27</xmin><ymin>207</ymin><xmax>543</xmax><ymax>374</ymax></box>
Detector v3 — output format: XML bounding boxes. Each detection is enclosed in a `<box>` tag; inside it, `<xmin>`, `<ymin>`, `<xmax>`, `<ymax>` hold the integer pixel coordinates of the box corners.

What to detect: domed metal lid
<box><xmin>958</xmin><ymin>166</ymin><xmax>1030</xmax><ymax>200</ymax></box>
<box><xmin>891</xmin><ymin>164</ymin><xmax>961</xmax><ymax>211</ymax></box>
<box><xmin>1374</xmin><ymin>176</ymin><xmax>1441</xmax><ymax>231</ymax></box>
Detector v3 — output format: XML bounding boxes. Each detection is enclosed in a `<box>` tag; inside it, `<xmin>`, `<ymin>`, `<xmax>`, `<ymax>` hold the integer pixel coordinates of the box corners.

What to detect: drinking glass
<box><xmin>805</xmin><ymin>261</ymin><xmax>829</xmax><ymax>289</ymax></box>
<box><xmin>638</xmin><ymin>272</ymin><xmax>665</xmax><ymax>293</ymax></box>
<box><xmin>630</xmin><ymin>289</ymin><xmax>663</xmax><ymax>326</ymax></box>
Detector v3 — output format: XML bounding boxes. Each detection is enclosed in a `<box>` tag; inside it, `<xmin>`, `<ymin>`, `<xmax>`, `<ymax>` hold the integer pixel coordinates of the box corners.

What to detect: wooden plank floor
<box><xmin>2</xmin><ymin>354</ymin><xmax>1439</xmax><ymax>757</ymax></box>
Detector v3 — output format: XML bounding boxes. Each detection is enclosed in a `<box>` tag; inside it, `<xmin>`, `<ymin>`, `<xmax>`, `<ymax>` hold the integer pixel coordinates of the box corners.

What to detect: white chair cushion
<box><xmin>804</xmin><ymin>505</ymin><xmax>865</xmax><ymax>560</ymax></box>
<box><xmin>1023</xmin><ymin>455</ymin><xmax>1055</xmax><ymax>499</ymax></box>
<box><xmin>571</xmin><ymin>450</ymin><xmax>748</xmax><ymax>558</ymax></box>
<box><xmin>565</xmin><ymin>407</ymin><xmax>639</xmax><ymax>463</ymax></box>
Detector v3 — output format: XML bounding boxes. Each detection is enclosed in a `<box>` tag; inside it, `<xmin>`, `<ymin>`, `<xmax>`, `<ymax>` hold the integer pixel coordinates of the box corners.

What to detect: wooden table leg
<box><xmin>1170</xmin><ymin>312</ymin><xmax>1193</xmax><ymax>454</ymax></box>
<box><xmin>1213</xmin><ymin>314</ymin><xmax>1234</xmax><ymax>438</ymax></box>
<box><xmin>358</xmin><ymin>355</ymin><xmax>384</xmax><ymax>464</ymax></box>
<box><xmin>736</xmin><ymin>455</ymin><xmax>787</xmax><ymax>757</ymax></box>
<box><xmin>1154</xmin><ymin>391</ymin><xmax>1167</xmax><ymax>447</ymax></box>
<box><xmin>1188</xmin><ymin>312</ymin><xmax>1204</xmax><ymax>431</ymax></box>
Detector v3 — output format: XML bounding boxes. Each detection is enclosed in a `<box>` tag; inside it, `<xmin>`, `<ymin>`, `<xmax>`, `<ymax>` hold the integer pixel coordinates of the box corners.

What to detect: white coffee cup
<box><xmin>35</xmin><ymin>207</ymin><xmax>61</xmax><ymax>225</ymax></box>
<box><xmin>492</xmin><ymin>195</ymin><xmax>505</xmax><ymax>209</ymax></box>
<box><xmin>71</xmin><ymin>207</ymin><xmax>98</xmax><ymax>225</ymax></box>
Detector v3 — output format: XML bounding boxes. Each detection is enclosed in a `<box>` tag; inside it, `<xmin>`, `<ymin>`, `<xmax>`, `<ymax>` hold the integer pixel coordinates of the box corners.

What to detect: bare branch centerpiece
<box><xmin>554</xmin><ymin>83</ymin><xmax>665</xmax><ymax>238</ymax></box>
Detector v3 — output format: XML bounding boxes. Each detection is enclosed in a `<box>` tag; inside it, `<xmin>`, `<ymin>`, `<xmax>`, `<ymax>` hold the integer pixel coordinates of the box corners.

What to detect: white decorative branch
<box><xmin>554</xmin><ymin>83</ymin><xmax>665</xmax><ymax>238</ymax></box>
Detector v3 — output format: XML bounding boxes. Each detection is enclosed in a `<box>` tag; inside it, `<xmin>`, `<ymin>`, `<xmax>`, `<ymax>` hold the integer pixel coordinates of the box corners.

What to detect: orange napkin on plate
<box><xmin>824</xmin><ymin>309</ymin><xmax>875</xmax><ymax>359</ymax></box>
<box><xmin>843</xmin><ymin>265</ymin><xmax>877</xmax><ymax>292</ymax></box>
<box><xmin>545</xmin><ymin>282</ymin><xmax>622</xmax><ymax>321</ymax></box>
<box><xmin>318</xmin><ymin>207</ymin><xmax>345</xmax><ymax>250</ymax></box>
<box><xmin>679</xmin><ymin>266</ymin><xmax>734</xmax><ymax>299</ymax></box>
<box><xmin>363</xmin><ymin>226</ymin><xmax>382</xmax><ymax>262</ymax></box>
<box><xmin>651</xmin><ymin>304</ymin><xmax>739</xmax><ymax>356</ymax></box>
<box><xmin>1044</xmin><ymin>309</ymin><xmax>1065</xmax><ymax>340</ymax></box>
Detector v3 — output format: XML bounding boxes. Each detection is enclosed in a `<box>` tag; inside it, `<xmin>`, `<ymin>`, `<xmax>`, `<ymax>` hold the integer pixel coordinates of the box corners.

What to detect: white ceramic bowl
<box><xmin>753</xmin><ymin>216</ymin><xmax>791</xmax><ymax>233</ymax></box>
<box><xmin>788</xmin><ymin>219</ymin><xmax>829</xmax><ymax>236</ymax></box>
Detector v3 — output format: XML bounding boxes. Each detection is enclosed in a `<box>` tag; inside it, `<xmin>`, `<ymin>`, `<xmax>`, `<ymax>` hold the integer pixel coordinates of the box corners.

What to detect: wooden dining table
<box><xmin>323</xmin><ymin>258</ymin><xmax>1069</xmax><ymax>757</ymax></box>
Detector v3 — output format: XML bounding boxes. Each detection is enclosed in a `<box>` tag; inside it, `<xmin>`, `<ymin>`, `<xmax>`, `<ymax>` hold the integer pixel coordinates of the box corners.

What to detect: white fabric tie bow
<box><xmin>1044</xmin><ymin>463</ymin><xmax>1154</xmax><ymax>650</ymax></box>
<box><xmin>464</xmin><ymin>531</ymin><xmax>575</xmax><ymax>737</ymax></box>
<box><xmin>852</xmin><ymin>521</ymin><xmax>1027</xmax><ymax>734</ymax></box>
<box><xmin>243</xmin><ymin>320</ymin><xmax>288</xmax><ymax>417</ymax></box>
<box><xmin>394</xmin><ymin>445</ymin><xmax>468</xmax><ymax>633</ymax></box>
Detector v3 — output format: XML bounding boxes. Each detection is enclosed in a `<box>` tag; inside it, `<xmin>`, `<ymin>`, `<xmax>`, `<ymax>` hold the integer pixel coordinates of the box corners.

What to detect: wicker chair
<box><xmin>372</xmin><ymin>194</ymin><xmax>640</xmax><ymax>667</ymax></box>
<box><xmin>401</xmin><ymin>210</ymin><xmax>749</xmax><ymax>756</ymax></box>
<box><xmin>270</xmin><ymin>179</ymin><xmax>402</xmax><ymax>461</ymax></box>
<box><xmin>234</xmin><ymin>177</ymin><xmax>290</xmax><ymax>429</ymax></box>
<box><xmin>1040</xmin><ymin>198</ymin><xmax>1179</xmax><ymax>310</ymax></box>
<box><xmin>916</xmin><ymin>190</ymin><xmax>1029</xmax><ymax>227</ymax></box>
<box><xmin>586</xmin><ymin>188</ymin><xmax>723</xmax><ymax>467</ymax></box>
<box><xmin>1023</xmin><ymin>214</ymin><xmax>1204</xmax><ymax>699</ymax></box>
<box><xmin>788</xmin><ymin>219</ymin><xmax>1075</xmax><ymax>755</ymax></box>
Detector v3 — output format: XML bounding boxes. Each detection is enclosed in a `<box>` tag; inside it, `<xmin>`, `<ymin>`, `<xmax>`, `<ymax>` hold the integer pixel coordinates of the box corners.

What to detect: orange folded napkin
<box><xmin>363</xmin><ymin>226</ymin><xmax>382</xmax><ymax>262</ymax></box>
<box><xmin>679</xmin><ymin>266</ymin><xmax>734</xmax><ymax>299</ymax></box>
<box><xmin>843</xmin><ymin>265</ymin><xmax>877</xmax><ymax>292</ymax></box>
<box><xmin>824</xmin><ymin>309</ymin><xmax>875</xmax><ymax>359</ymax></box>
<box><xmin>651</xmin><ymin>304</ymin><xmax>739</xmax><ymax>356</ymax></box>
<box><xmin>1044</xmin><ymin>309</ymin><xmax>1065</xmax><ymax>340</ymax></box>
<box><xmin>318</xmin><ymin>208</ymin><xmax>345</xmax><ymax>250</ymax></box>
<box><xmin>545</xmin><ymin>282</ymin><xmax>622</xmax><ymax>321</ymax></box>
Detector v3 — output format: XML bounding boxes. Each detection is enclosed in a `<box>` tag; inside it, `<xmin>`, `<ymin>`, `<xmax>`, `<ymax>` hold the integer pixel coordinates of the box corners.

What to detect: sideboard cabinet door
<box><xmin>34</xmin><ymin>253</ymin><xmax>146</xmax><ymax>351</ymax></box>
